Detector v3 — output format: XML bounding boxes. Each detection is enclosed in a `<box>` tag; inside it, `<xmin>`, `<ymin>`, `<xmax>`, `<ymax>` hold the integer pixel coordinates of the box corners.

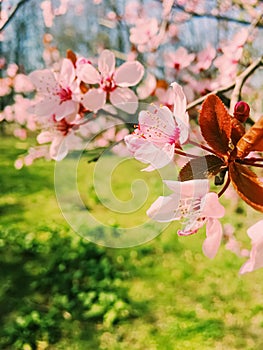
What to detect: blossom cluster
<box><xmin>124</xmin><ymin>83</ymin><xmax>263</xmax><ymax>274</ymax></box>
<box><xmin>1</xmin><ymin>0</ymin><xmax>263</xmax><ymax>275</ymax></box>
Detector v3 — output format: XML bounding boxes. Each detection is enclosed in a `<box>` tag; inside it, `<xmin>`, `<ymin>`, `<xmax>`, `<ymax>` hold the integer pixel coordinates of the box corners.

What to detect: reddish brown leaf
<box><xmin>178</xmin><ymin>155</ymin><xmax>225</xmax><ymax>181</ymax></box>
<box><xmin>236</xmin><ymin>116</ymin><xmax>263</xmax><ymax>158</ymax></box>
<box><xmin>230</xmin><ymin>118</ymin><xmax>246</xmax><ymax>146</ymax></box>
<box><xmin>199</xmin><ymin>94</ymin><xmax>232</xmax><ymax>157</ymax></box>
<box><xmin>229</xmin><ymin>162</ymin><xmax>263</xmax><ymax>212</ymax></box>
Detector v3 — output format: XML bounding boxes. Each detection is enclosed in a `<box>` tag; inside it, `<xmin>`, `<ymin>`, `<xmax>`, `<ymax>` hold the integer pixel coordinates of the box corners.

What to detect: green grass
<box><xmin>1</xmin><ymin>135</ymin><xmax>263</xmax><ymax>350</ymax></box>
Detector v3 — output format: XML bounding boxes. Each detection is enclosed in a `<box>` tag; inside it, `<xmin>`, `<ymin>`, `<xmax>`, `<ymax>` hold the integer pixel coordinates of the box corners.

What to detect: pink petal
<box><xmin>77</xmin><ymin>63</ymin><xmax>101</xmax><ymax>84</ymax></box>
<box><xmin>54</xmin><ymin>100</ymin><xmax>79</xmax><ymax>121</ymax></box>
<box><xmin>29</xmin><ymin>69</ymin><xmax>58</xmax><ymax>93</ymax></box>
<box><xmin>59</xmin><ymin>58</ymin><xmax>75</xmax><ymax>86</ymax></box>
<box><xmin>240</xmin><ymin>220</ymin><xmax>263</xmax><ymax>275</ymax></box>
<box><xmin>98</xmin><ymin>50</ymin><xmax>115</xmax><ymax>77</ymax></box>
<box><xmin>82</xmin><ymin>89</ymin><xmax>106</xmax><ymax>112</ymax></box>
<box><xmin>138</xmin><ymin>143</ymin><xmax>175</xmax><ymax>171</ymax></box>
<box><xmin>37</xmin><ymin>131</ymin><xmax>53</xmax><ymax>144</ymax></box>
<box><xmin>147</xmin><ymin>195</ymin><xmax>181</xmax><ymax>222</ymax></box>
<box><xmin>201</xmin><ymin>192</ymin><xmax>225</xmax><ymax>218</ymax></box>
<box><xmin>171</xmin><ymin>82</ymin><xmax>189</xmax><ymax>144</ymax></box>
<box><xmin>139</xmin><ymin>105</ymin><xmax>176</xmax><ymax>139</ymax></box>
<box><xmin>247</xmin><ymin>220</ymin><xmax>263</xmax><ymax>242</ymax></box>
<box><xmin>125</xmin><ymin>134</ymin><xmax>174</xmax><ymax>170</ymax></box>
<box><xmin>50</xmin><ymin>135</ymin><xmax>68</xmax><ymax>161</ymax></box>
<box><xmin>171</xmin><ymin>82</ymin><xmax>187</xmax><ymax>117</ymax></box>
<box><xmin>115</xmin><ymin>61</ymin><xmax>144</xmax><ymax>87</ymax></box>
<box><xmin>164</xmin><ymin>179</ymin><xmax>209</xmax><ymax>199</ymax></box>
<box><xmin>202</xmin><ymin>218</ymin><xmax>223</xmax><ymax>259</ymax></box>
<box><xmin>137</xmin><ymin>73</ymin><xmax>157</xmax><ymax>99</ymax></box>
<box><xmin>239</xmin><ymin>239</ymin><xmax>263</xmax><ymax>274</ymax></box>
<box><xmin>33</xmin><ymin>97</ymin><xmax>60</xmax><ymax>117</ymax></box>
<box><xmin>109</xmin><ymin>87</ymin><xmax>138</xmax><ymax>113</ymax></box>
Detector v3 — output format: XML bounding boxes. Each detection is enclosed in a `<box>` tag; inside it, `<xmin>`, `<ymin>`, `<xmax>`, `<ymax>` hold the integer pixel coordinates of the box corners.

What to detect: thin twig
<box><xmin>0</xmin><ymin>0</ymin><xmax>30</xmax><ymax>32</ymax></box>
<box><xmin>218</xmin><ymin>173</ymin><xmax>231</xmax><ymax>198</ymax></box>
<box><xmin>172</xmin><ymin>2</ymin><xmax>263</xmax><ymax>28</ymax></box>
<box><xmin>186</xmin><ymin>56</ymin><xmax>263</xmax><ymax>111</ymax></box>
<box><xmin>230</xmin><ymin>56</ymin><xmax>263</xmax><ymax>113</ymax></box>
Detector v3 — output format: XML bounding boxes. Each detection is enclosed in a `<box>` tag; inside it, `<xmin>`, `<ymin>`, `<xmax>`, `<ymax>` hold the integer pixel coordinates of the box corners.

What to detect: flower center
<box><xmin>101</xmin><ymin>76</ymin><xmax>116</xmax><ymax>92</ymax></box>
<box><xmin>174</xmin><ymin>62</ymin><xmax>180</xmax><ymax>70</ymax></box>
<box><xmin>55</xmin><ymin>119</ymin><xmax>73</xmax><ymax>136</ymax></box>
<box><xmin>57</xmin><ymin>87</ymin><xmax>72</xmax><ymax>103</ymax></box>
<box><xmin>168</xmin><ymin>127</ymin><xmax>180</xmax><ymax>145</ymax></box>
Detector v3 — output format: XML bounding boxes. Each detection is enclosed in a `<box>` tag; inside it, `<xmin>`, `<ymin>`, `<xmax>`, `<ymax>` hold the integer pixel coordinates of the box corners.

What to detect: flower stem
<box><xmin>238</xmin><ymin>158</ymin><xmax>263</xmax><ymax>167</ymax></box>
<box><xmin>218</xmin><ymin>173</ymin><xmax>231</xmax><ymax>198</ymax></box>
<box><xmin>188</xmin><ymin>139</ymin><xmax>218</xmax><ymax>156</ymax></box>
<box><xmin>174</xmin><ymin>148</ymin><xmax>200</xmax><ymax>159</ymax></box>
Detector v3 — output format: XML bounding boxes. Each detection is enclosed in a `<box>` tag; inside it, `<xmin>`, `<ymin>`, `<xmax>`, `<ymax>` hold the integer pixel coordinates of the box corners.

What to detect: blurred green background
<box><xmin>1</xmin><ymin>135</ymin><xmax>263</xmax><ymax>350</ymax></box>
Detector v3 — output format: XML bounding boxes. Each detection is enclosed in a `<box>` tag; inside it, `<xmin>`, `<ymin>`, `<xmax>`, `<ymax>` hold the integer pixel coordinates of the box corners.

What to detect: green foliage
<box><xmin>0</xmin><ymin>226</ymin><xmax>130</xmax><ymax>349</ymax></box>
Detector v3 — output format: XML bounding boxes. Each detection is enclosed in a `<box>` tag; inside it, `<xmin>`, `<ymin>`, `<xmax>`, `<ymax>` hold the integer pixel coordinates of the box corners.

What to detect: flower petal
<box><xmin>59</xmin><ymin>58</ymin><xmax>75</xmax><ymax>86</ymax></box>
<box><xmin>50</xmin><ymin>135</ymin><xmax>68</xmax><ymax>161</ymax></box>
<box><xmin>171</xmin><ymin>82</ymin><xmax>189</xmax><ymax>144</ymax></box>
<box><xmin>247</xmin><ymin>220</ymin><xmax>263</xmax><ymax>242</ymax></box>
<box><xmin>54</xmin><ymin>100</ymin><xmax>79</xmax><ymax>121</ymax></box>
<box><xmin>77</xmin><ymin>63</ymin><xmax>101</xmax><ymax>84</ymax></box>
<box><xmin>110</xmin><ymin>87</ymin><xmax>138</xmax><ymax>113</ymax></box>
<box><xmin>139</xmin><ymin>105</ymin><xmax>176</xmax><ymax>142</ymax></box>
<box><xmin>163</xmin><ymin>179</ymin><xmax>209</xmax><ymax>199</ymax></box>
<box><xmin>115</xmin><ymin>61</ymin><xmax>144</xmax><ymax>87</ymax></box>
<box><xmin>82</xmin><ymin>89</ymin><xmax>106</xmax><ymax>112</ymax></box>
<box><xmin>98</xmin><ymin>49</ymin><xmax>115</xmax><ymax>77</ymax></box>
<box><xmin>201</xmin><ymin>192</ymin><xmax>225</xmax><ymax>218</ymax></box>
<box><xmin>37</xmin><ymin>131</ymin><xmax>53</xmax><ymax>144</ymax></box>
<box><xmin>125</xmin><ymin>134</ymin><xmax>175</xmax><ymax>171</ymax></box>
<box><xmin>29</xmin><ymin>69</ymin><xmax>58</xmax><ymax>93</ymax></box>
<box><xmin>202</xmin><ymin>218</ymin><xmax>223</xmax><ymax>259</ymax></box>
<box><xmin>147</xmin><ymin>194</ymin><xmax>181</xmax><ymax>222</ymax></box>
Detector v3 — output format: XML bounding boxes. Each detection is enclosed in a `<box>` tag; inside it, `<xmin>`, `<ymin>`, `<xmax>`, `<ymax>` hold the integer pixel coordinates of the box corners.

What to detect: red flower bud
<box><xmin>233</xmin><ymin>101</ymin><xmax>250</xmax><ymax>123</ymax></box>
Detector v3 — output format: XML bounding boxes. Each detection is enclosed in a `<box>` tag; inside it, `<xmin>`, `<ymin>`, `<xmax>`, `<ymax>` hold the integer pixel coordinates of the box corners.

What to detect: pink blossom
<box><xmin>0</xmin><ymin>77</ymin><xmax>12</xmax><ymax>96</ymax></box>
<box><xmin>191</xmin><ymin>44</ymin><xmax>216</xmax><ymax>73</ymax></box>
<box><xmin>239</xmin><ymin>221</ymin><xmax>263</xmax><ymax>274</ymax></box>
<box><xmin>7</xmin><ymin>63</ymin><xmax>19</xmax><ymax>78</ymax></box>
<box><xmin>155</xmin><ymin>87</ymin><xmax>174</xmax><ymax>109</ymax></box>
<box><xmin>136</xmin><ymin>73</ymin><xmax>157</xmax><ymax>100</ymax></box>
<box><xmin>164</xmin><ymin>47</ymin><xmax>195</xmax><ymax>71</ymax></box>
<box><xmin>29</xmin><ymin>58</ymin><xmax>80</xmax><ymax>120</ymax></box>
<box><xmin>223</xmin><ymin>223</ymin><xmax>249</xmax><ymax>258</ymax></box>
<box><xmin>125</xmin><ymin>82</ymin><xmax>189</xmax><ymax>171</ymax></box>
<box><xmin>78</xmin><ymin>50</ymin><xmax>144</xmax><ymax>114</ymax></box>
<box><xmin>13</xmin><ymin>128</ymin><xmax>27</xmax><ymax>140</ymax></box>
<box><xmin>147</xmin><ymin>179</ymin><xmax>225</xmax><ymax>258</ymax></box>
<box><xmin>129</xmin><ymin>18</ymin><xmax>159</xmax><ymax>46</ymax></box>
<box><xmin>37</xmin><ymin>116</ymin><xmax>83</xmax><ymax>161</ymax></box>
<box><xmin>13</xmin><ymin>74</ymin><xmax>35</xmax><ymax>93</ymax></box>
<box><xmin>41</xmin><ymin>0</ymin><xmax>54</xmax><ymax>28</ymax></box>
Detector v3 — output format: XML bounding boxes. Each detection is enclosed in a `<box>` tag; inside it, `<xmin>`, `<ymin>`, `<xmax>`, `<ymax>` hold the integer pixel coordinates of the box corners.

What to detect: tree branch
<box><xmin>172</xmin><ymin>2</ymin><xmax>263</xmax><ymax>28</ymax></box>
<box><xmin>0</xmin><ymin>0</ymin><xmax>31</xmax><ymax>33</ymax></box>
<box><xmin>186</xmin><ymin>56</ymin><xmax>263</xmax><ymax>112</ymax></box>
<box><xmin>230</xmin><ymin>56</ymin><xmax>263</xmax><ymax>113</ymax></box>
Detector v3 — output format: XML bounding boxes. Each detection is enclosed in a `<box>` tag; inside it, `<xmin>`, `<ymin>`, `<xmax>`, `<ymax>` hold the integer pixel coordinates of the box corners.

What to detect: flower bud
<box><xmin>233</xmin><ymin>101</ymin><xmax>250</xmax><ymax>123</ymax></box>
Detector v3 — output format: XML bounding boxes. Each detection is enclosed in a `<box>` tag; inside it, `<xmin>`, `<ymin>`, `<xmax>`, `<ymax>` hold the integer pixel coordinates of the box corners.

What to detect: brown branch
<box><xmin>172</xmin><ymin>2</ymin><xmax>263</xmax><ymax>28</ymax></box>
<box><xmin>0</xmin><ymin>0</ymin><xmax>30</xmax><ymax>33</ymax></box>
<box><xmin>230</xmin><ymin>56</ymin><xmax>263</xmax><ymax>113</ymax></box>
<box><xmin>186</xmin><ymin>83</ymin><xmax>235</xmax><ymax>111</ymax></box>
<box><xmin>186</xmin><ymin>56</ymin><xmax>263</xmax><ymax>111</ymax></box>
